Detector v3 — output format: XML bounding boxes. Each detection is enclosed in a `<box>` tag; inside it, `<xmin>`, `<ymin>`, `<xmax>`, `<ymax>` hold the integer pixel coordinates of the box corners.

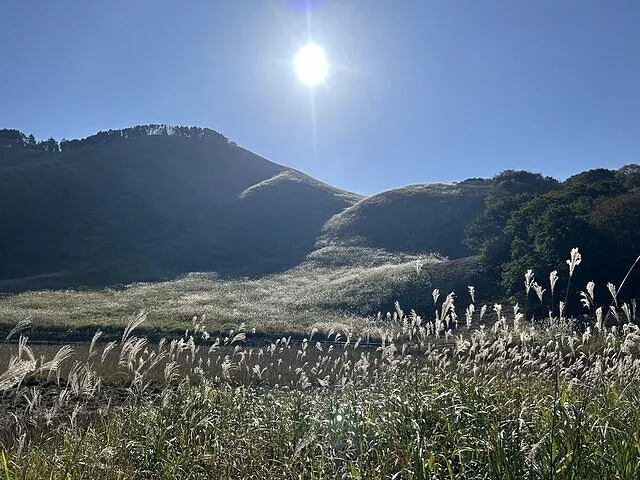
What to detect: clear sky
<box><xmin>1</xmin><ymin>1</ymin><xmax>639</xmax><ymax>195</ymax></box>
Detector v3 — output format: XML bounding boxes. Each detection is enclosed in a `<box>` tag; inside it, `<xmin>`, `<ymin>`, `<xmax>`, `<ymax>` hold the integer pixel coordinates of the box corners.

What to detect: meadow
<box><xmin>1</xmin><ymin>248</ymin><xmax>639</xmax><ymax>478</ymax></box>
<box><xmin>0</xmin><ymin>247</ymin><xmax>466</xmax><ymax>342</ymax></box>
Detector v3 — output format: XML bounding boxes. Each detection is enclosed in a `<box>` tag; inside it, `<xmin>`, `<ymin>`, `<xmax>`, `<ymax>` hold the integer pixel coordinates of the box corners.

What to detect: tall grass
<box><xmin>0</xmin><ymin>246</ymin><xmax>448</xmax><ymax>341</ymax></box>
<box><xmin>0</xmin><ymin>248</ymin><xmax>639</xmax><ymax>478</ymax></box>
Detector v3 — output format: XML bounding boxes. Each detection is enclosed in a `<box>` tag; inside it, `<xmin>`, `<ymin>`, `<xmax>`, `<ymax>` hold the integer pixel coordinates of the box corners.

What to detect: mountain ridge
<box><xmin>0</xmin><ymin>126</ymin><xmax>360</xmax><ymax>290</ymax></box>
<box><xmin>2</xmin><ymin>125</ymin><xmax>639</xmax><ymax>308</ymax></box>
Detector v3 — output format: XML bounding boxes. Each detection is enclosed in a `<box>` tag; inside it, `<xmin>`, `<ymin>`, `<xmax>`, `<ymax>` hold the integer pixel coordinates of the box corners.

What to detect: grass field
<box><xmin>1</xmin><ymin>248</ymin><xmax>639</xmax><ymax>478</ymax></box>
<box><xmin>0</xmin><ymin>247</ymin><xmax>488</xmax><ymax>342</ymax></box>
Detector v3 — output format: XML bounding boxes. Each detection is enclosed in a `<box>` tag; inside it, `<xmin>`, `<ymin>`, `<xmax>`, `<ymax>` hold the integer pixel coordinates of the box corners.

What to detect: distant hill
<box><xmin>1</xmin><ymin>125</ymin><xmax>638</xmax><ymax>309</ymax></box>
<box><xmin>317</xmin><ymin>183</ymin><xmax>489</xmax><ymax>258</ymax></box>
<box><xmin>0</xmin><ymin>126</ymin><xmax>361</xmax><ymax>290</ymax></box>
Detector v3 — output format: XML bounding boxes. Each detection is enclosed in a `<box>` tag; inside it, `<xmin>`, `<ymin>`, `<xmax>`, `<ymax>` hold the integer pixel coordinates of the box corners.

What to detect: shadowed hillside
<box><xmin>317</xmin><ymin>183</ymin><xmax>489</xmax><ymax>258</ymax></box>
<box><xmin>0</xmin><ymin>127</ymin><xmax>361</xmax><ymax>291</ymax></box>
<box><xmin>2</xmin><ymin>126</ymin><xmax>638</xmax><ymax>309</ymax></box>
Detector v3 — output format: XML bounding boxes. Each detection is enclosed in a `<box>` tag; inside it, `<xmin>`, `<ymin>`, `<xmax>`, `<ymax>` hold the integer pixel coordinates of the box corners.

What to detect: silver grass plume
<box><xmin>566</xmin><ymin>248</ymin><xmax>582</xmax><ymax>278</ymax></box>
<box><xmin>549</xmin><ymin>270</ymin><xmax>559</xmax><ymax>295</ymax></box>
<box><xmin>5</xmin><ymin>320</ymin><xmax>31</xmax><ymax>342</ymax></box>
<box><xmin>524</xmin><ymin>270</ymin><xmax>535</xmax><ymax>296</ymax></box>
<box><xmin>122</xmin><ymin>310</ymin><xmax>147</xmax><ymax>342</ymax></box>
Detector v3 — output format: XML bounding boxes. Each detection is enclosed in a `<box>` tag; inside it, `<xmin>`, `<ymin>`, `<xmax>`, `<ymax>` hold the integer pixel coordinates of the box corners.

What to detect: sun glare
<box><xmin>294</xmin><ymin>43</ymin><xmax>328</xmax><ymax>87</ymax></box>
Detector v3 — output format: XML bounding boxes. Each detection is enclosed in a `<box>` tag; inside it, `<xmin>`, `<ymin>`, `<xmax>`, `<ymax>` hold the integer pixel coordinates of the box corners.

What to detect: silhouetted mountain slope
<box><xmin>218</xmin><ymin>170</ymin><xmax>363</xmax><ymax>273</ymax></box>
<box><xmin>0</xmin><ymin>129</ymin><xmax>360</xmax><ymax>290</ymax></box>
<box><xmin>318</xmin><ymin>184</ymin><xmax>489</xmax><ymax>258</ymax></box>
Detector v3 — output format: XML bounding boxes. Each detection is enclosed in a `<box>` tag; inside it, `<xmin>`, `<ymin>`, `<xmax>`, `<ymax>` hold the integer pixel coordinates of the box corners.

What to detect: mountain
<box><xmin>2</xmin><ymin>126</ymin><xmax>638</xmax><ymax>310</ymax></box>
<box><xmin>0</xmin><ymin>126</ymin><xmax>361</xmax><ymax>291</ymax></box>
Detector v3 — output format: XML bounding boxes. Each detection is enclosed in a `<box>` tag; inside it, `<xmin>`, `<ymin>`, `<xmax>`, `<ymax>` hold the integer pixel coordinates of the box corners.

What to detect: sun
<box><xmin>294</xmin><ymin>43</ymin><xmax>328</xmax><ymax>86</ymax></box>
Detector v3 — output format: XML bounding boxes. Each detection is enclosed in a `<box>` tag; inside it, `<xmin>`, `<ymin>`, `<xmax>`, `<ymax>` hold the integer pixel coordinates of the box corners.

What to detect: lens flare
<box><xmin>294</xmin><ymin>43</ymin><xmax>328</xmax><ymax>87</ymax></box>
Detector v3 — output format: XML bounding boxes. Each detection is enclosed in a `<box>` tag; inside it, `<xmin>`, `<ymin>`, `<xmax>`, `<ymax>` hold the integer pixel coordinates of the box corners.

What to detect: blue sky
<box><xmin>1</xmin><ymin>1</ymin><xmax>639</xmax><ymax>195</ymax></box>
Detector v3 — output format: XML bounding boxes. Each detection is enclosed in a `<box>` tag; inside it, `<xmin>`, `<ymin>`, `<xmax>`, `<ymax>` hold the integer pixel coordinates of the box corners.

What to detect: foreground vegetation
<box><xmin>1</xmin><ymin>249</ymin><xmax>639</xmax><ymax>478</ymax></box>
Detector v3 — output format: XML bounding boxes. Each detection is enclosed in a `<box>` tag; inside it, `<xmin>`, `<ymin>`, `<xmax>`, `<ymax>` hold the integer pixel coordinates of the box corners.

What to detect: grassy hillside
<box><xmin>318</xmin><ymin>183</ymin><xmax>489</xmax><ymax>258</ymax></box>
<box><xmin>3</xmin><ymin>126</ymin><xmax>636</xmax><ymax>314</ymax></box>
<box><xmin>0</xmin><ymin>131</ymin><xmax>360</xmax><ymax>291</ymax></box>
<box><xmin>0</xmin><ymin>246</ymin><xmax>493</xmax><ymax>341</ymax></box>
<box><xmin>218</xmin><ymin>170</ymin><xmax>363</xmax><ymax>275</ymax></box>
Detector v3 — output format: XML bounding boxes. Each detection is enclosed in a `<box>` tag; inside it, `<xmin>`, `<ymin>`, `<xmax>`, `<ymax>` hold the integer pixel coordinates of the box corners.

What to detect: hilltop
<box><xmin>317</xmin><ymin>183</ymin><xmax>489</xmax><ymax>258</ymax></box>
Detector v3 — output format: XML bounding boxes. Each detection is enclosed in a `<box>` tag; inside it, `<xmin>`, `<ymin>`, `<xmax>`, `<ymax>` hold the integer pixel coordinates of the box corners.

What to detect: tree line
<box><xmin>463</xmin><ymin>166</ymin><xmax>640</xmax><ymax>308</ymax></box>
<box><xmin>0</xmin><ymin>124</ymin><xmax>231</xmax><ymax>153</ymax></box>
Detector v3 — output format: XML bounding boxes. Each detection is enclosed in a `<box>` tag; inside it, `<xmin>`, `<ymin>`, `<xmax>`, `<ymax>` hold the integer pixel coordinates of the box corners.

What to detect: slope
<box><xmin>0</xmin><ymin>129</ymin><xmax>360</xmax><ymax>291</ymax></box>
<box><xmin>317</xmin><ymin>183</ymin><xmax>489</xmax><ymax>258</ymax></box>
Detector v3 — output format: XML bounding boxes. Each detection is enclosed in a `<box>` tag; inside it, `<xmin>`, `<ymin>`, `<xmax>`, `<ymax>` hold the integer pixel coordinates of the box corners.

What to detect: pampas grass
<box><xmin>0</xmin><ymin>247</ymin><xmax>639</xmax><ymax>478</ymax></box>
